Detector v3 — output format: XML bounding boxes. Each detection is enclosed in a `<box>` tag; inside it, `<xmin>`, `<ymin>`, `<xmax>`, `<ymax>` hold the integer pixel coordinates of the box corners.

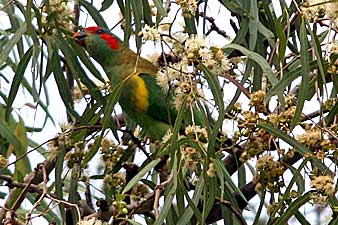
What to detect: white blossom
<box><xmin>141</xmin><ymin>25</ymin><xmax>161</xmax><ymax>42</ymax></box>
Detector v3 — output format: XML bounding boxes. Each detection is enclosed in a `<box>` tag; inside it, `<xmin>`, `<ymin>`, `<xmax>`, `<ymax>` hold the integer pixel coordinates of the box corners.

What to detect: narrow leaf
<box><xmin>79</xmin><ymin>0</ymin><xmax>108</xmax><ymax>28</ymax></box>
<box><xmin>153</xmin><ymin>0</ymin><xmax>167</xmax><ymax>17</ymax></box>
<box><xmin>122</xmin><ymin>158</ymin><xmax>160</xmax><ymax>194</ymax></box>
<box><xmin>5</xmin><ymin>46</ymin><xmax>34</xmax><ymax>121</ymax></box>
<box><xmin>290</xmin><ymin>18</ymin><xmax>309</xmax><ymax>130</ymax></box>
<box><xmin>224</xmin><ymin>43</ymin><xmax>278</xmax><ymax>86</ymax></box>
<box><xmin>0</xmin><ymin>22</ymin><xmax>26</xmax><ymax>67</ymax></box>
<box><xmin>273</xmin><ymin>192</ymin><xmax>311</xmax><ymax>225</ymax></box>
<box><xmin>100</xmin><ymin>0</ymin><xmax>114</xmax><ymax>11</ymax></box>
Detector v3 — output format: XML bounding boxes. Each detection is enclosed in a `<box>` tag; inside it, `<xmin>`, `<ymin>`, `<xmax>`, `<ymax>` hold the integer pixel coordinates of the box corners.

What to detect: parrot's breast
<box><xmin>120</xmin><ymin>73</ymin><xmax>149</xmax><ymax>113</ymax></box>
<box><xmin>130</xmin><ymin>74</ymin><xmax>149</xmax><ymax>111</ymax></box>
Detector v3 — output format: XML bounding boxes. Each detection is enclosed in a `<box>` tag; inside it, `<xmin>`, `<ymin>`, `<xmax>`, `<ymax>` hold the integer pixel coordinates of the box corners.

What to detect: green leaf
<box><xmin>0</xmin><ymin>119</ymin><xmax>22</xmax><ymax>157</ymax></box>
<box><xmin>56</xmin><ymin>37</ymin><xmax>105</xmax><ymax>104</ymax></box>
<box><xmin>275</xmin><ymin>17</ymin><xmax>287</xmax><ymax>63</ymax></box>
<box><xmin>290</xmin><ymin>18</ymin><xmax>309</xmax><ymax>130</ymax></box>
<box><xmin>253</xmin><ymin>190</ymin><xmax>266</xmax><ymax>225</ymax></box>
<box><xmin>120</xmin><ymin>218</ymin><xmax>143</xmax><ymax>225</ymax></box>
<box><xmin>265</xmin><ymin>60</ymin><xmax>319</xmax><ymax>101</ymax></box>
<box><xmin>201</xmin><ymin>65</ymin><xmax>224</xmax><ymax>153</ymax></box>
<box><xmin>5</xmin><ymin>46</ymin><xmax>33</xmax><ymax>121</ymax></box>
<box><xmin>325</xmin><ymin>100</ymin><xmax>338</xmax><ymax>125</ymax></box>
<box><xmin>123</xmin><ymin>0</ymin><xmax>132</xmax><ymax>44</ymax></box>
<box><xmin>100</xmin><ymin>0</ymin><xmax>114</xmax><ymax>11</ymax></box>
<box><xmin>131</xmin><ymin>0</ymin><xmax>143</xmax><ymax>50</ymax></box>
<box><xmin>248</xmin><ymin>0</ymin><xmax>258</xmax><ymax>50</ymax></box>
<box><xmin>170</xmin><ymin>96</ymin><xmax>189</xmax><ymax>153</ymax></box>
<box><xmin>203</xmin><ymin>175</ymin><xmax>216</xmax><ymax>221</ymax></box>
<box><xmin>12</xmin><ymin>119</ymin><xmax>30</xmax><ymax>180</ymax></box>
<box><xmin>142</xmin><ymin>0</ymin><xmax>154</xmax><ymax>26</ymax></box>
<box><xmin>177</xmin><ymin>178</ymin><xmax>203</xmax><ymax>225</ymax></box>
<box><xmin>79</xmin><ymin>0</ymin><xmax>108</xmax><ymax>28</ymax></box>
<box><xmin>184</xmin><ymin>15</ymin><xmax>197</xmax><ymax>35</ymax></box>
<box><xmin>308</xmin><ymin>22</ymin><xmax>326</xmax><ymax>91</ymax></box>
<box><xmin>69</xmin><ymin>41</ymin><xmax>105</xmax><ymax>83</ymax></box>
<box><xmin>218</xmin><ymin>0</ymin><xmax>248</xmax><ymax>15</ymax></box>
<box><xmin>154</xmin><ymin>154</ymin><xmax>178</xmax><ymax>225</ymax></box>
<box><xmin>0</xmin><ymin>22</ymin><xmax>26</xmax><ymax>67</ymax></box>
<box><xmin>69</xmin><ymin>164</ymin><xmax>80</xmax><ymax>223</ymax></box>
<box><xmin>153</xmin><ymin>0</ymin><xmax>167</xmax><ymax>17</ymax></box>
<box><xmin>273</xmin><ymin>192</ymin><xmax>312</xmax><ymax>225</ymax></box>
<box><xmin>294</xmin><ymin>211</ymin><xmax>311</xmax><ymax>225</ymax></box>
<box><xmin>81</xmin><ymin>134</ymin><xmax>102</xmax><ymax>168</ymax></box>
<box><xmin>122</xmin><ymin>158</ymin><xmax>160</xmax><ymax>194</ymax></box>
<box><xmin>50</xmin><ymin>51</ymin><xmax>79</xmax><ymax>119</ymax></box>
<box><xmin>213</xmin><ymin>157</ymin><xmax>246</xmax><ymax>205</ymax></box>
<box><xmin>55</xmin><ymin>147</ymin><xmax>66</xmax><ymax>222</ymax></box>
<box><xmin>257</xmin><ymin>21</ymin><xmax>275</xmax><ymax>48</ymax></box>
<box><xmin>224</xmin><ymin>43</ymin><xmax>278</xmax><ymax>86</ymax></box>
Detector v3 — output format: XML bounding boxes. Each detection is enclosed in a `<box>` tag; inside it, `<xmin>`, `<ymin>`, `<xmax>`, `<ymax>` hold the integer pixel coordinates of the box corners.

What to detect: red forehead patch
<box><xmin>84</xmin><ymin>26</ymin><xmax>120</xmax><ymax>50</ymax></box>
<box><xmin>85</xmin><ymin>26</ymin><xmax>101</xmax><ymax>33</ymax></box>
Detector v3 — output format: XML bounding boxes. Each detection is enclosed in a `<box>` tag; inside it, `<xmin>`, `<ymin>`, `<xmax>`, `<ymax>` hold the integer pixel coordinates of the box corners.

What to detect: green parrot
<box><xmin>73</xmin><ymin>26</ymin><xmax>201</xmax><ymax>140</ymax></box>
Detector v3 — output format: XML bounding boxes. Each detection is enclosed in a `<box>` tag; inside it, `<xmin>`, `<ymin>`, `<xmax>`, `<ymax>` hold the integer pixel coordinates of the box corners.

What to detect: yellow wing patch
<box><xmin>129</xmin><ymin>74</ymin><xmax>149</xmax><ymax>111</ymax></box>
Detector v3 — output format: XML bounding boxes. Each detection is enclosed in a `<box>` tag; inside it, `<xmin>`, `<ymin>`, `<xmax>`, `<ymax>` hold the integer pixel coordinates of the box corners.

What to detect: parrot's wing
<box><xmin>119</xmin><ymin>72</ymin><xmax>177</xmax><ymax>125</ymax></box>
<box><xmin>138</xmin><ymin>73</ymin><xmax>178</xmax><ymax>126</ymax></box>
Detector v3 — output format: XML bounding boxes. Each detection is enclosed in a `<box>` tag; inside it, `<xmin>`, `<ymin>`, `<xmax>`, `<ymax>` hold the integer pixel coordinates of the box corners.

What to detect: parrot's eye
<box><xmin>96</xmin><ymin>29</ymin><xmax>104</xmax><ymax>34</ymax></box>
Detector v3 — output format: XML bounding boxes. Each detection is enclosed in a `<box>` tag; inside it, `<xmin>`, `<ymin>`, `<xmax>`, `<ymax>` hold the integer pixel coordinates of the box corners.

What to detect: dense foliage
<box><xmin>0</xmin><ymin>0</ymin><xmax>338</xmax><ymax>224</ymax></box>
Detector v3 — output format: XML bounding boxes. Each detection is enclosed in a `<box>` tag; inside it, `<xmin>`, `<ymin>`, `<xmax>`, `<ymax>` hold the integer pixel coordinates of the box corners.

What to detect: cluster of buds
<box><xmin>104</xmin><ymin>172</ymin><xmax>126</xmax><ymax>190</ymax></box>
<box><xmin>47</xmin><ymin>132</ymin><xmax>71</xmax><ymax>161</ymax></box>
<box><xmin>113</xmin><ymin>194</ymin><xmax>128</xmax><ymax>215</ymax></box>
<box><xmin>137</xmin><ymin>15</ymin><xmax>232</xmax><ymax>115</ymax></box>
<box><xmin>176</xmin><ymin>0</ymin><xmax>198</xmax><ymax>16</ymax></box>
<box><xmin>300</xmin><ymin>0</ymin><xmax>338</xmax><ymax>24</ymax></box>
<box><xmin>249</xmin><ymin>90</ymin><xmax>267</xmax><ymax>113</ymax></box>
<box><xmin>72</xmin><ymin>84</ymin><xmax>89</xmax><ymax>102</ymax></box>
<box><xmin>237</xmin><ymin>110</ymin><xmax>260</xmax><ymax>136</ymax></box>
<box><xmin>206</xmin><ymin>162</ymin><xmax>216</xmax><ymax>177</ymax></box>
<box><xmin>296</xmin><ymin>127</ymin><xmax>322</xmax><ymax>148</ymax></box>
<box><xmin>131</xmin><ymin>183</ymin><xmax>149</xmax><ymax>202</ymax></box>
<box><xmin>310</xmin><ymin>175</ymin><xmax>336</xmax><ymax>205</ymax></box>
<box><xmin>185</xmin><ymin>124</ymin><xmax>208</xmax><ymax>141</ymax></box>
<box><xmin>0</xmin><ymin>154</ymin><xmax>8</xmax><ymax>168</ymax></box>
<box><xmin>327</xmin><ymin>43</ymin><xmax>338</xmax><ymax>75</ymax></box>
<box><xmin>297</xmin><ymin>126</ymin><xmax>337</xmax><ymax>160</ymax></box>
<box><xmin>40</xmin><ymin>0</ymin><xmax>74</xmax><ymax>32</ymax></box>
<box><xmin>240</xmin><ymin>136</ymin><xmax>265</xmax><ymax>162</ymax></box>
<box><xmin>322</xmin><ymin>98</ymin><xmax>336</xmax><ymax>111</ymax></box>
<box><xmin>254</xmin><ymin>155</ymin><xmax>284</xmax><ymax>192</ymax></box>
<box><xmin>77</xmin><ymin>218</ymin><xmax>103</xmax><ymax>225</ymax></box>
<box><xmin>140</xmin><ymin>25</ymin><xmax>161</xmax><ymax>42</ymax></box>
<box><xmin>181</xmin><ymin>146</ymin><xmax>199</xmax><ymax>171</ymax></box>
<box><xmin>65</xmin><ymin>141</ymin><xmax>86</xmax><ymax>168</ymax></box>
<box><xmin>267</xmin><ymin>106</ymin><xmax>296</xmax><ymax>131</ymax></box>
<box><xmin>100</xmin><ymin>138</ymin><xmax>124</xmax><ymax>171</ymax></box>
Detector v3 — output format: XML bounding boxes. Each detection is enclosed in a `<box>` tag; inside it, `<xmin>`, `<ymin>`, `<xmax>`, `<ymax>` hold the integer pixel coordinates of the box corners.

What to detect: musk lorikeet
<box><xmin>73</xmin><ymin>26</ymin><xmax>203</xmax><ymax>140</ymax></box>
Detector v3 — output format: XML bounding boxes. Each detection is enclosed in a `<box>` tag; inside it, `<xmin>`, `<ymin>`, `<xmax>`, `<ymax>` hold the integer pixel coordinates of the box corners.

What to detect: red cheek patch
<box><xmin>100</xmin><ymin>33</ymin><xmax>119</xmax><ymax>50</ymax></box>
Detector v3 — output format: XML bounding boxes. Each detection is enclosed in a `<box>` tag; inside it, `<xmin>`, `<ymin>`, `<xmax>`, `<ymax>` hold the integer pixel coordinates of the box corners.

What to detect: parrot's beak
<box><xmin>73</xmin><ymin>30</ymin><xmax>87</xmax><ymax>46</ymax></box>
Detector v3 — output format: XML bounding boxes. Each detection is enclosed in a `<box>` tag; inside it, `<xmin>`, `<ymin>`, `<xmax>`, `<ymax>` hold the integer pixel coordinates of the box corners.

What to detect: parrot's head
<box><xmin>73</xmin><ymin>26</ymin><xmax>122</xmax><ymax>65</ymax></box>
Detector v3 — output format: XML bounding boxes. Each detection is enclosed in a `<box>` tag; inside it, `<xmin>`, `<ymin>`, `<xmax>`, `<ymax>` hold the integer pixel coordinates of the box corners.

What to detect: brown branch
<box><xmin>219</xmin><ymin>73</ymin><xmax>251</xmax><ymax>99</ymax></box>
<box><xmin>73</xmin><ymin>0</ymin><xmax>80</xmax><ymax>29</ymax></box>
<box><xmin>199</xmin><ymin>12</ymin><xmax>230</xmax><ymax>39</ymax></box>
<box><xmin>5</xmin><ymin>138</ymin><xmax>57</xmax><ymax>168</ymax></box>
